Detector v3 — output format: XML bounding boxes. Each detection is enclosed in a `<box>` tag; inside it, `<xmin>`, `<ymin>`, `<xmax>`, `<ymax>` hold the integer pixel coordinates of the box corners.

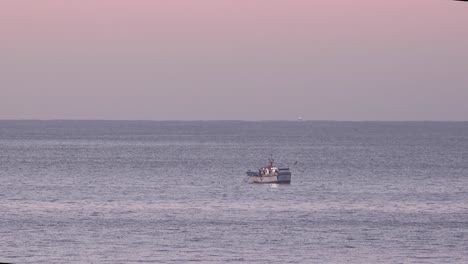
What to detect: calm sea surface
<box><xmin>1</xmin><ymin>121</ymin><xmax>468</xmax><ymax>264</ymax></box>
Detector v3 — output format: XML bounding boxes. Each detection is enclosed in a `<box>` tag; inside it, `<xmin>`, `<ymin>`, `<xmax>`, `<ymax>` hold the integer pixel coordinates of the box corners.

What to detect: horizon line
<box><xmin>0</xmin><ymin>119</ymin><xmax>467</xmax><ymax>123</ymax></box>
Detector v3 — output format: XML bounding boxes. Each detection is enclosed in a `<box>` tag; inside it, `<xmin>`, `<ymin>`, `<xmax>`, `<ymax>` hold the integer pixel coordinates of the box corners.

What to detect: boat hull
<box><xmin>249</xmin><ymin>168</ymin><xmax>291</xmax><ymax>184</ymax></box>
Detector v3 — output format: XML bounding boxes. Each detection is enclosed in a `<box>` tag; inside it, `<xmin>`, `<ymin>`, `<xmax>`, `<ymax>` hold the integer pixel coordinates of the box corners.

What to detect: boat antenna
<box><xmin>268</xmin><ymin>154</ymin><xmax>274</xmax><ymax>167</ymax></box>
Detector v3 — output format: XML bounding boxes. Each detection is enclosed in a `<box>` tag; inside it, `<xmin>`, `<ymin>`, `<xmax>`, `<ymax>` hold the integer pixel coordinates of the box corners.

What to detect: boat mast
<box><xmin>268</xmin><ymin>158</ymin><xmax>274</xmax><ymax>167</ymax></box>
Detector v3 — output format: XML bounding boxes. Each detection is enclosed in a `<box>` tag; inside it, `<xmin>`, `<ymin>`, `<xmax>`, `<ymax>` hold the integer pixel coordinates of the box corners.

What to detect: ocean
<box><xmin>1</xmin><ymin>120</ymin><xmax>467</xmax><ymax>263</ymax></box>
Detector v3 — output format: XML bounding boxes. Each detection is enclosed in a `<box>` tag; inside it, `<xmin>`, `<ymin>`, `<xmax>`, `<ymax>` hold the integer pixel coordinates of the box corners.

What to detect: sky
<box><xmin>1</xmin><ymin>0</ymin><xmax>467</xmax><ymax>121</ymax></box>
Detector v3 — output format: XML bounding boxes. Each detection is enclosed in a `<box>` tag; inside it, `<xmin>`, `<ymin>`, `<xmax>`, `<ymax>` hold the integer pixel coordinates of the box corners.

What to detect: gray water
<box><xmin>1</xmin><ymin>121</ymin><xmax>468</xmax><ymax>264</ymax></box>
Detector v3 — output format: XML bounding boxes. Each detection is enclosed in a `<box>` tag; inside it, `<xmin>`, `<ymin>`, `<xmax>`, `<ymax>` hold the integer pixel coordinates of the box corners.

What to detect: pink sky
<box><xmin>1</xmin><ymin>0</ymin><xmax>467</xmax><ymax>120</ymax></box>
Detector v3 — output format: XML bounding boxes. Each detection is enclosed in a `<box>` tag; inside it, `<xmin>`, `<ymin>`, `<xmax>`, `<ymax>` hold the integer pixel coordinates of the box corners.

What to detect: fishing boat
<box><xmin>246</xmin><ymin>158</ymin><xmax>291</xmax><ymax>184</ymax></box>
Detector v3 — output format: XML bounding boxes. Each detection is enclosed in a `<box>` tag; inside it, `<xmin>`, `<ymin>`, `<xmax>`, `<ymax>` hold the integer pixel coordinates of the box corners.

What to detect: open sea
<box><xmin>1</xmin><ymin>120</ymin><xmax>468</xmax><ymax>264</ymax></box>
